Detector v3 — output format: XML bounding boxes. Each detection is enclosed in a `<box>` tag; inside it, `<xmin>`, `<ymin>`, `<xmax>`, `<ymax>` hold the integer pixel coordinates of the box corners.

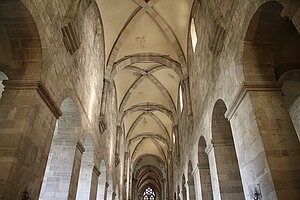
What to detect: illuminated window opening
<box><xmin>179</xmin><ymin>85</ymin><xmax>184</xmax><ymax>112</ymax></box>
<box><xmin>190</xmin><ymin>18</ymin><xmax>198</xmax><ymax>52</ymax></box>
<box><xmin>143</xmin><ymin>187</ymin><xmax>156</xmax><ymax>200</ymax></box>
<box><xmin>173</xmin><ymin>133</ymin><xmax>176</xmax><ymax>144</ymax></box>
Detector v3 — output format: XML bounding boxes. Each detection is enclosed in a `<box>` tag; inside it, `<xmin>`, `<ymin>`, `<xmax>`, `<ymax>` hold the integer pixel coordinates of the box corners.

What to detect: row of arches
<box><xmin>0</xmin><ymin>0</ymin><xmax>110</xmax><ymax>198</ymax></box>
<box><xmin>177</xmin><ymin>99</ymin><xmax>244</xmax><ymax>200</ymax></box>
<box><xmin>37</xmin><ymin>98</ymin><xmax>118</xmax><ymax>200</ymax></box>
<box><xmin>177</xmin><ymin>1</ymin><xmax>300</xmax><ymax>199</ymax></box>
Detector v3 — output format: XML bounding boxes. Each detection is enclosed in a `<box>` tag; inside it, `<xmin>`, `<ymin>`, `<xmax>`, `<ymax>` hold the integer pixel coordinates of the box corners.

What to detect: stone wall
<box><xmin>0</xmin><ymin>0</ymin><xmax>122</xmax><ymax>199</ymax></box>
<box><xmin>174</xmin><ymin>0</ymin><xmax>300</xmax><ymax>200</ymax></box>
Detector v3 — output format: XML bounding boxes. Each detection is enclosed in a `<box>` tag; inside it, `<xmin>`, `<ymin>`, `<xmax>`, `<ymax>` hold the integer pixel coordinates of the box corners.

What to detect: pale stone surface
<box><xmin>0</xmin><ymin>0</ymin><xmax>299</xmax><ymax>200</ymax></box>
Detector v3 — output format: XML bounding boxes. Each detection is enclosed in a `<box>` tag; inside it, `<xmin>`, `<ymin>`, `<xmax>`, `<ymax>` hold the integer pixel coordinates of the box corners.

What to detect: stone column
<box><xmin>162</xmin><ymin>178</ymin><xmax>167</xmax><ymax>200</ymax></box>
<box><xmin>206</xmin><ymin>146</ymin><xmax>221</xmax><ymax>200</ymax></box>
<box><xmin>184</xmin><ymin>181</ymin><xmax>190</xmax><ymax>200</ymax></box>
<box><xmin>104</xmin><ymin>182</ymin><xmax>109</xmax><ymax>200</ymax></box>
<box><xmin>123</xmin><ymin>152</ymin><xmax>129</xmax><ymax>199</ymax></box>
<box><xmin>68</xmin><ymin>142</ymin><xmax>85</xmax><ymax>200</ymax></box>
<box><xmin>167</xmin><ymin>151</ymin><xmax>173</xmax><ymax>200</ymax></box>
<box><xmin>192</xmin><ymin>165</ymin><xmax>202</xmax><ymax>200</ymax></box>
<box><xmin>226</xmin><ymin>81</ymin><xmax>300</xmax><ymax>200</ymax></box>
<box><xmin>115</xmin><ymin>126</ymin><xmax>121</xmax><ymax>166</ymax></box>
<box><xmin>0</xmin><ymin>80</ymin><xmax>61</xmax><ymax>200</ymax></box>
<box><xmin>89</xmin><ymin>166</ymin><xmax>101</xmax><ymax>200</ymax></box>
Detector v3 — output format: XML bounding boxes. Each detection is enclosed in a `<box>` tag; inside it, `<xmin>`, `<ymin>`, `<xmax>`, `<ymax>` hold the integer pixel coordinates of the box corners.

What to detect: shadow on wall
<box><xmin>244</xmin><ymin>1</ymin><xmax>300</xmax><ymax>140</ymax></box>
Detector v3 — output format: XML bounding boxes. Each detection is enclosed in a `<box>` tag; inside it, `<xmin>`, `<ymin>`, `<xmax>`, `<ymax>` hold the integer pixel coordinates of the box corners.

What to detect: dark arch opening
<box><xmin>211</xmin><ymin>99</ymin><xmax>245</xmax><ymax>200</ymax></box>
<box><xmin>181</xmin><ymin>174</ymin><xmax>187</xmax><ymax>200</ymax></box>
<box><xmin>243</xmin><ymin>1</ymin><xmax>300</xmax><ymax>139</ymax></box>
<box><xmin>198</xmin><ymin>136</ymin><xmax>213</xmax><ymax>200</ymax></box>
<box><xmin>0</xmin><ymin>0</ymin><xmax>43</xmax><ymax>80</ymax></box>
<box><xmin>187</xmin><ymin>161</ymin><xmax>196</xmax><ymax>200</ymax></box>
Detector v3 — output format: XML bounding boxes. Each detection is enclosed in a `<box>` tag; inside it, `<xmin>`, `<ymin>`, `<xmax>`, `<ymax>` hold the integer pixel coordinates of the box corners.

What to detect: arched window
<box><xmin>190</xmin><ymin>18</ymin><xmax>198</xmax><ymax>52</ymax></box>
<box><xmin>143</xmin><ymin>187</ymin><xmax>156</xmax><ymax>200</ymax></box>
<box><xmin>179</xmin><ymin>84</ymin><xmax>184</xmax><ymax>112</ymax></box>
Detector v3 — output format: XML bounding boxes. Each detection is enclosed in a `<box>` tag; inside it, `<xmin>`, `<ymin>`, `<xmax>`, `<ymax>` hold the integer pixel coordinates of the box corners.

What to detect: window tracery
<box><xmin>143</xmin><ymin>187</ymin><xmax>156</xmax><ymax>200</ymax></box>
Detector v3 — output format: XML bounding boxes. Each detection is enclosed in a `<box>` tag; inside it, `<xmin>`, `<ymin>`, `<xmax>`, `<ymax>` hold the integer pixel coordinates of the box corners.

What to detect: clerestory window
<box><xmin>190</xmin><ymin>18</ymin><xmax>198</xmax><ymax>52</ymax></box>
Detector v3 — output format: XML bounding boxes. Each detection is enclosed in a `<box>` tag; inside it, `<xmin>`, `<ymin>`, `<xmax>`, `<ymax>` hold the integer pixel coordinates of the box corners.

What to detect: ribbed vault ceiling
<box><xmin>97</xmin><ymin>0</ymin><xmax>193</xmax><ymax>167</ymax></box>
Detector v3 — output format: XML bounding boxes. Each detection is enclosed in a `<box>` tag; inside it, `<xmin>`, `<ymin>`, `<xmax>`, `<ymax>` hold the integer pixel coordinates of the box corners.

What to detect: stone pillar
<box><xmin>123</xmin><ymin>152</ymin><xmax>129</xmax><ymax>199</ymax></box>
<box><xmin>104</xmin><ymin>182</ymin><xmax>109</xmax><ymax>200</ymax></box>
<box><xmin>115</xmin><ymin>126</ymin><xmax>121</xmax><ymax>166</ymax></box>
<box><xmin>0</xmin><ymin>80</ymin><xmax>61</xmax><ymax>200</ymax></box>
<box><xmin>68</xmin><ymin>142</ymin><xmax>85</xmax><ymax>200</ymax></box>
<box><xmin>89</xmin><ymin>166</ymin><xmax>101</xmax><ymax>200</ymax></box>
<box><xmin>192</xmin><ymin>166</ymin><xmax>202</xmax><ymax>200</ymax></box>
<box><xmin>167</xmin><ymin>151</ymin><xmax>173</xmax><ymax>200</ymax></box>
<box><xmin>226</xmin><ymin>81</ymin><xmax>300</xmax><ymax>200</ymax></box>
<box><xmin>185</xmin><ymin>182</ymin><xmax>189</xmax><ymax>200</ymax></box>
<box><xmin>206</xmin><ymin>146</ymin><xmax>221</xmax><ymax>200</ymax></box>
<box><xmin>162</xmin><ymin>178</ymin><xmax>167</xmax><ymax>200</ymax></box>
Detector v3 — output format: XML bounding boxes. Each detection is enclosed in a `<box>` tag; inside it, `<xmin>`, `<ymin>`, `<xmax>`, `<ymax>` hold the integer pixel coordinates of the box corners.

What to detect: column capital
<box><xmin>3</xmin><ymin>80</ymin><xmax>62</xmax><ymax>118</ymax></box>
<box><xmin>182</xmin><ymin>76</ymin><xmax>190</xmax><ymax>85</ymax></box>
<box><xmin>104</xmin><ymin>78</ymin><xmax>111</xmax><ymax>87</ymax></box>
<box><xmin>172</xmin><ymin>124</ymin><xmax>178</xmax><ymax>132</ymax></box>
<box><xmin>76</xmin><ymin>141</ymin><xmax>85</xmax><ymax>154</ymax></box>
<box><xmin>225</xmin><ymin>81</ymin><xmax>282</xmax><ymax>120</ymax></box>
<box><xmin>211</xmin><ymin>138</ymin><xmax>234</xmax><ymax>147</ymax></box>
<box><xmin>281</xmin><ymin>2</ymin><xmax>300</xmax><ymax>19</ymax></box>
<box><xmin>99</xmin><ymin>115</ymin><xmax>107</xmax><ymax>134</ymax></box>
<box><xmin>192</xmin><ymin>164</ymin><xmax>200</xmax><ymax>176</ymax></box>
<box><xmin>93</xmin><ymin>165</ymin><xmax>101</xmax><ymax>176</ymax></box>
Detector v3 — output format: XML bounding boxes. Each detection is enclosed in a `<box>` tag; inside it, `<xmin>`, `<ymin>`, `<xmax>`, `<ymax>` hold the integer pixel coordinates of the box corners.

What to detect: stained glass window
<box><xmin>143</xmin><ymin>187</ymin><xmax>156</xmax><ymax>200</ymax></box>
